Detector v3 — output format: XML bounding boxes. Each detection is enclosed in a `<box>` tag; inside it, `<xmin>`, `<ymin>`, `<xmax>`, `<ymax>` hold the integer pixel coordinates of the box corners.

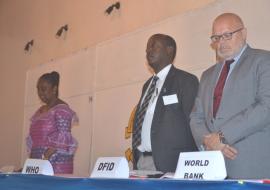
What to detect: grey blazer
<box><xmin>190</xmin><ymin>45</ymin><xmax>270</xmax><ymax>179</ymax></box>
<box><xmin>133</xmin><ymin>65</ymin><xmax>199</xmax><ymax>173</ymax></box>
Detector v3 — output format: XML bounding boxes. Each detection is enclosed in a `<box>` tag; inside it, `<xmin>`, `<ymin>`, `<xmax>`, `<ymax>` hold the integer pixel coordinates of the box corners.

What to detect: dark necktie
<box><xmin>132</xmin><ymin>76</ymin><xmax>159</xmax><ymax>150</ymax></box>
<box><xmin>213</xmin><ymin>59</ymin><xmax>234</xmax><ymax>118</ymax></box>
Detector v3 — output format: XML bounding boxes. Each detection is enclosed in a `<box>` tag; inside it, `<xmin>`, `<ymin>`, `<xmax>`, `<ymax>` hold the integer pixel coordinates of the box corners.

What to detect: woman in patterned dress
<box><xmin>26</xmin><ymin>71</ymin><xmax>78</xmax><ymax>174</ymax></box>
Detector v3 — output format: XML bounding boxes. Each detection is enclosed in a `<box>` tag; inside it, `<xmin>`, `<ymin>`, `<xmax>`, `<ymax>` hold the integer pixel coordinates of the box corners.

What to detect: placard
<box><xmin>22</xmin><ymin>159</ymin><xmax>54</xmax><ymax>176</ymax></box>
<box><xmin>90</xmin><ymin>157</ymin><xmax>129</xmax><ymax>178</ymax></box>
<box><xmin>174</xmin><ymin>151</ymin><xmax>226</xmax><ymax>180</ymax></box>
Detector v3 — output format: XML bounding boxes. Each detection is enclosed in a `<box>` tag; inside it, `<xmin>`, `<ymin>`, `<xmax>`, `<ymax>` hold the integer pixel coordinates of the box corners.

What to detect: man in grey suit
<box><xmin>190</xmin><ymin>13</ymin><xmax>270</xmax><ymax>179</ymax></box>
<box><xmin>132</xmin><ymin>33</ymin><xmax>198</xmax><ymax>173</ymax></box>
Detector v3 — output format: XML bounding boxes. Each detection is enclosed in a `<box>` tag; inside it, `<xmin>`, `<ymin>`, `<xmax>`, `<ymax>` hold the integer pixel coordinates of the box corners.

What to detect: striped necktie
<box><xmin>132</xmin><ymin>76</ymin><xmax>159</xmax><ymax>150</ymax></box>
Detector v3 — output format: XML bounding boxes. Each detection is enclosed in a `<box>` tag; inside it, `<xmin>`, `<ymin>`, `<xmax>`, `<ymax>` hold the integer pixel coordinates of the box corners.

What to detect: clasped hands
<box><xmin>203</xmin><ymin>133</ymin><xmax>237</xmax><ymax>160</ymax></box>
<box><xmin>42</xmin><ymin>148</ymin><xmax>56</xmax><ymax>160</ymax></box>
<box><xmin>30</xmin><ymin>148</ymin><xmax>56</xmax><ymax>160</ymax></box>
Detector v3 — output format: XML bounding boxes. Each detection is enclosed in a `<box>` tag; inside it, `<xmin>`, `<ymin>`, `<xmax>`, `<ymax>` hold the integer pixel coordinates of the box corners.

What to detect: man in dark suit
<box><xmin>132</xmin><ymin>33</ymin><xmax>198</xmax><ymax>173</ymax></box>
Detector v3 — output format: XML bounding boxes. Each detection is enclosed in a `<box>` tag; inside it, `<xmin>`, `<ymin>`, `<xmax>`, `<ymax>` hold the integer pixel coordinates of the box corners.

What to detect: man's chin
<box><xmin>147</xmin><ymin>62</ymin><xmax>158</xmax><ymax>73</ymax></box>
<box><xmin>148</xmin><ymin>62</ymin><xmax>155</xmax><ymax>68</ymax></box>
<box><xmin>217</xmin><ymin>52</ymin><xmax>233</xmax><ymax>60</ymax></box>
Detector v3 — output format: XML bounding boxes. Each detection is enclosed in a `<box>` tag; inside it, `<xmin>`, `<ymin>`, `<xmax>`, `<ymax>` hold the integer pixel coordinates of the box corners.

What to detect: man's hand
<box><xmin>203</xmin><ymin>133</ymin><xmax>238</xmax><ymax>160</ymax></box>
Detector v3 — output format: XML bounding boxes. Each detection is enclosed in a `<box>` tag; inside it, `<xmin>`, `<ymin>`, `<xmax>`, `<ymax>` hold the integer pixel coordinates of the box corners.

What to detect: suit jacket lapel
<box><xmin>218</xmin><ymin>46</ymin><xmax>251</xmax><ymax>114</ymax></box>
<box><xmin>223</xmin><ymin>45</ymin><xmax>251</xmax><ymax>90</ymax></box>
<box><xmin>140</xmin><ymin>79</ymin><xmax>151</xmax><ymax>102</ymax></box>
<box><xmin>134</xmin><ymin>77</ymin><xmax>152</xmax><ymax>128</ymax></box>
<box><xmin>152</xmin><ymin>66</ymin><xmax>176</xmax><ymax>128</ymax></box>
<box><xmin>215</xmin><ymin>46</ymin><xmax>251</xmax><ymax>116</ymax></box>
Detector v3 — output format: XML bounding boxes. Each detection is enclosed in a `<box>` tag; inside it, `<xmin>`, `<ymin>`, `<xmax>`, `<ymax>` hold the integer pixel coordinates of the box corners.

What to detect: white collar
<box><xmin>155</xmin><ymin>64</ymin><xmax>172</xmax><ymax>81</ymax></box>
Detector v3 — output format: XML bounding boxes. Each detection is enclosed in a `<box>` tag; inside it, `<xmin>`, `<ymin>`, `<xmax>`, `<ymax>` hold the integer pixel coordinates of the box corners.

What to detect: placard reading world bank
<box><xmin>174</xmin><ymin>151</ymin><xmax>226</xmax><ymax>180</ymax></box>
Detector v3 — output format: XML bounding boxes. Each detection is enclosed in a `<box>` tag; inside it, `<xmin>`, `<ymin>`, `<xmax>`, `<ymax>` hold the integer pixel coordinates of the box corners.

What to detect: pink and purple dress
<box><xmin>26</xmin><ymin>104</ymin><xmax>78</xmax><ymax>174</ymax></box>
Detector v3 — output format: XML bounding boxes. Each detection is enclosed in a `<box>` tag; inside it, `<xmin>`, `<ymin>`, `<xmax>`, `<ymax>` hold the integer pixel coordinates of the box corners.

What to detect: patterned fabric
<box><xmin>132</xmin><ymin>76</ymin><xmax>159</xmax><ymax>150</ymax></box>
<box><xmin>213</xmin><ymin>59</ymin><xmax>234</xmax><ymax>118</ymax></box>
<box><xmin>26</xmin><ymin>104</ymin><xmax>78</xmax><ymax>174</ymax></box>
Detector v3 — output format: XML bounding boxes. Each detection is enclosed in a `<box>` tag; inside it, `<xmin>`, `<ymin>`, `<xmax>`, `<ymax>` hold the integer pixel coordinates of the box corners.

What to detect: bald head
<box><xmin>211</xmin><ymin>13</ymin><xmax>247</xmax><ymax>60</ymax></box>
<box><xmin>213</xmin><ymin>13</ymin><xmax>245</xmax><ymax>33</ymax></box>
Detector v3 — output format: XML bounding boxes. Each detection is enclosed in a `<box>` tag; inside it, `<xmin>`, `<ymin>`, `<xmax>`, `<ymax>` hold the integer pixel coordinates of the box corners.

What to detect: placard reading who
<box><xmin>22</xmin><ymin>159</ymin><xmax>54</xmax><ymax>176</ymax></box>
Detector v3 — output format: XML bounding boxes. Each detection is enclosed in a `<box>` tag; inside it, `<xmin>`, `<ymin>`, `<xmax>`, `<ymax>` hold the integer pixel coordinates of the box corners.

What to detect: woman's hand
<box><xmin>43</xmin><ymin>148</ymin><xmax>56</xmax><ymax>160</ymax></box>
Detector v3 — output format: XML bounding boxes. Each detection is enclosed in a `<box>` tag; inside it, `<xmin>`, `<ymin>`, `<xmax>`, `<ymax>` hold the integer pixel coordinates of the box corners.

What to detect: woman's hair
<box><xmin>39</xmin><ymin>71</ymin><xmax>60</xmax><ymax>87</ymax></box>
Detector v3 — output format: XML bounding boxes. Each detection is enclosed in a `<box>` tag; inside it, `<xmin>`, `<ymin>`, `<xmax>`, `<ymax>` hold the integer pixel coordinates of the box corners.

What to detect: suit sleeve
<box><xmin>190</xmin><ymin>71</ymin><xmax>211</xmax><ymax>148</ymax></box>
<box><xmin>221</xmin><ymin>58</ymin><xmax>270</xmax><ymax>145</ymax></box>
<box><xmin>181</xmin><ymin>74</ymin><xmax>199</xmax><ymax>120</ymax></box>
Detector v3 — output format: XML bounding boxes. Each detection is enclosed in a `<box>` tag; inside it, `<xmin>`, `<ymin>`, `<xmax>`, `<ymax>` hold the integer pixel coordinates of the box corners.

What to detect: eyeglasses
<box><xmin>210</xmin><ymin>28</ymin><xmax>243</xmax><ymax>43</ymax></box>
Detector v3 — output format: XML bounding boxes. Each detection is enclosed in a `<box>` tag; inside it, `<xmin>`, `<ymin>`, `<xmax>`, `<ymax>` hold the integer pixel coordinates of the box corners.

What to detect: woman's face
<box><xmin>37</xmin><ymin>79</ymin><xmax>57</xmax><ymax>104</ymax></box>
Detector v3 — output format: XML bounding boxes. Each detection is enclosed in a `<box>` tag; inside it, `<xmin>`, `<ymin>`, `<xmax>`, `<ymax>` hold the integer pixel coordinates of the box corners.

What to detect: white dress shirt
<box><xmin>138</xmin><ymin>64</ymin><xmax>172</xmax><ymax>152</ymax></box>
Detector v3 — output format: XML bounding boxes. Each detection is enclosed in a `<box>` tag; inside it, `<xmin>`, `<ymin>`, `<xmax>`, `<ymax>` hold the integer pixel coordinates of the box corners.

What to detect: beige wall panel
<box><xmin>66</xmin><ymin>95</ymin><xmax>93</xmax><ymax>177</ymax></box>
<box><xmin>91</xmin><ymin>82</ymin><xmax>143</xmax><ymax>169</ymax></box>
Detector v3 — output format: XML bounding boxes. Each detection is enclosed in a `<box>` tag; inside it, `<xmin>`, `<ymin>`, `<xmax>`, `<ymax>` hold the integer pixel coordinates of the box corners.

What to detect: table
<box><xmin>1</xmin><ymin>174</ymin><xmax>270</xmax><ymax>190</ymax></box>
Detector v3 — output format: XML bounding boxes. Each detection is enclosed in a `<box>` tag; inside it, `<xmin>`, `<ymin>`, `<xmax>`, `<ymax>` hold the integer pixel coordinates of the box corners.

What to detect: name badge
<box><xmin>174</xmin><ymin>151</ymin><xmax>227</xmax><ymax>180</ymax></box>
<box><xmin>22</xmin><ymin>159</ymin><xmax>54</xmax><ymax>175</ymax></box>
<box><xmin>90</xmin><ymin>157</ymin><xmax>129</xmax><ymax>178</ymax></box>
<box><xmin>162</xmin><ymin>94</ymin><xmax>178</xmax><ymax>105</ymax></box>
